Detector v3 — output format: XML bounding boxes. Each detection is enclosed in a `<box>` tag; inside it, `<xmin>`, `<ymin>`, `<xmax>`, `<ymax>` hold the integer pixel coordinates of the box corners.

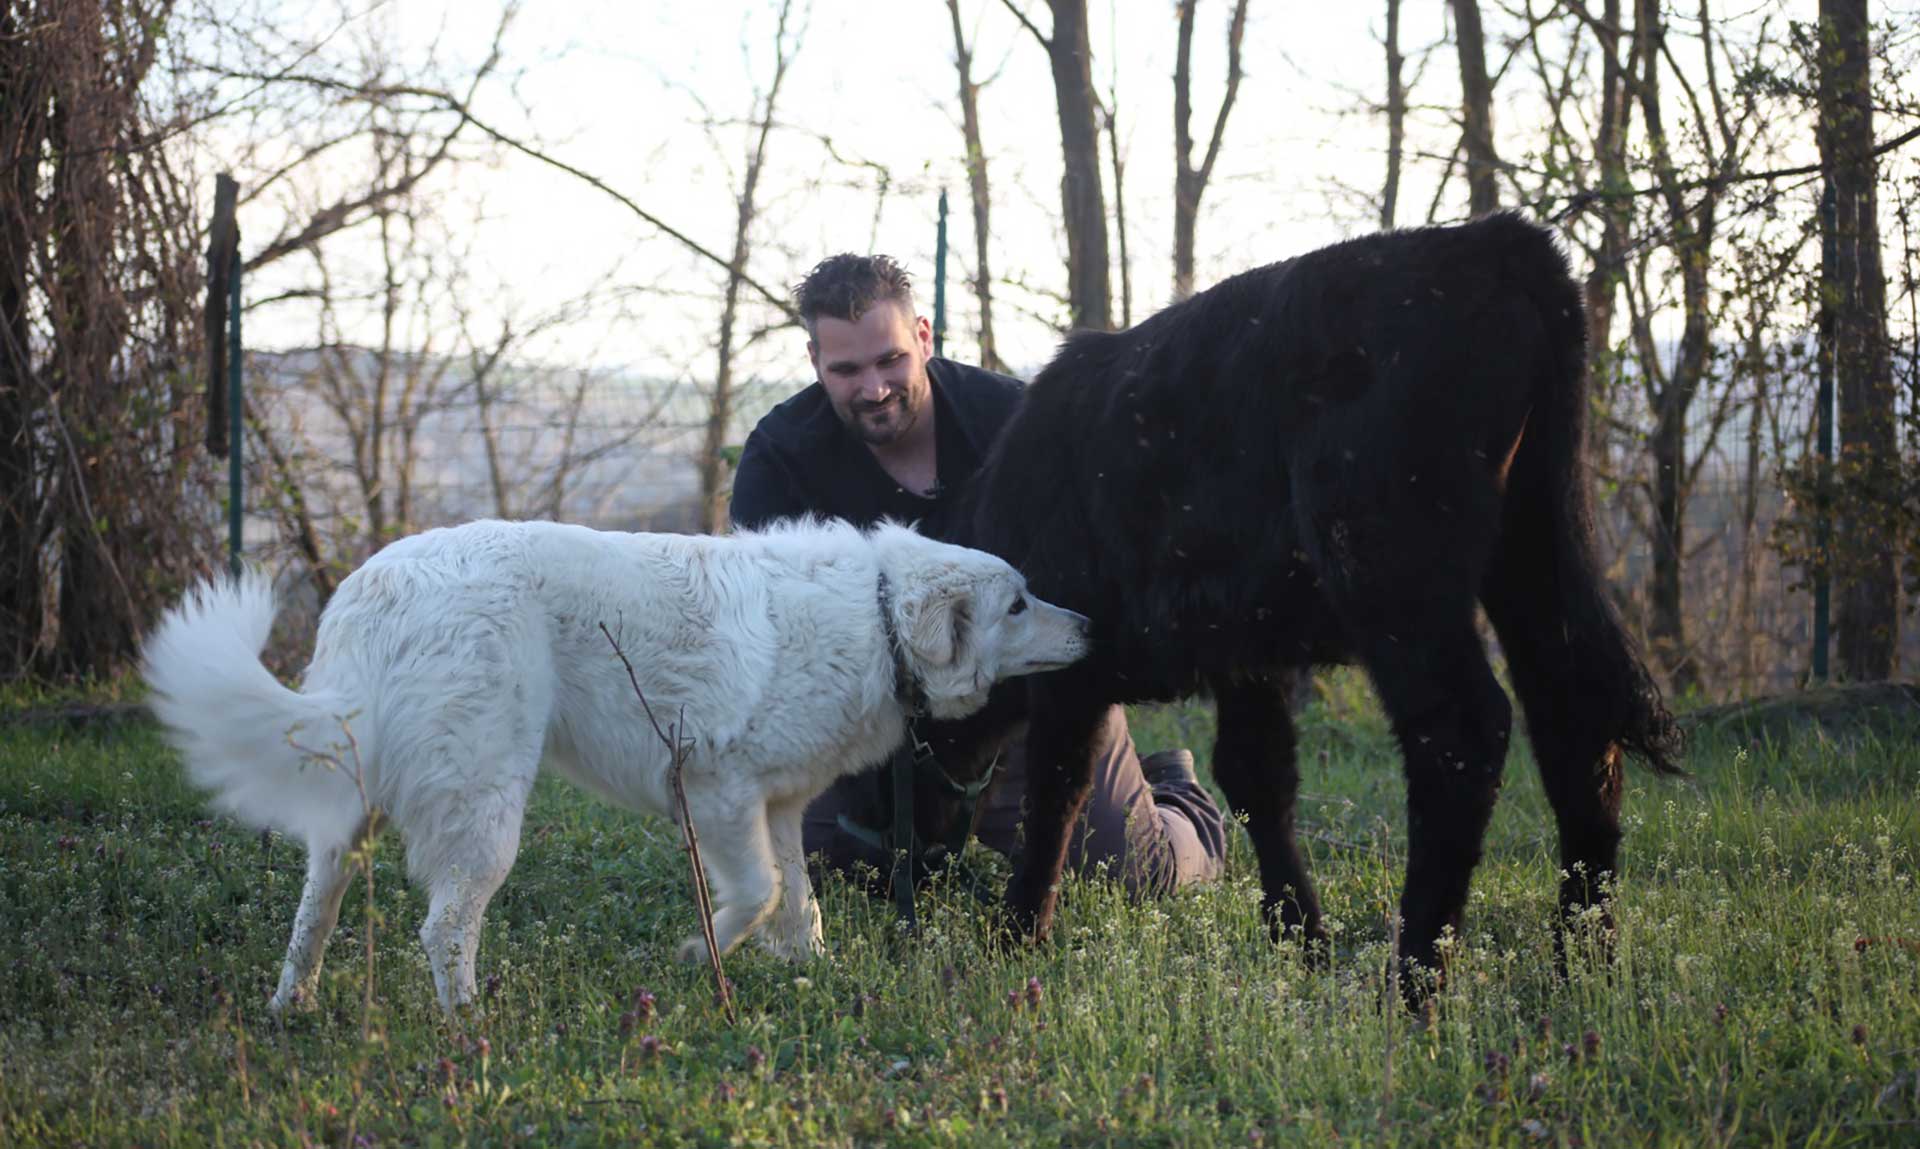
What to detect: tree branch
<box><xmin>997</xmin><ymin>0</ymin><xmax>1052</xmax><ymax>51</ymax></box>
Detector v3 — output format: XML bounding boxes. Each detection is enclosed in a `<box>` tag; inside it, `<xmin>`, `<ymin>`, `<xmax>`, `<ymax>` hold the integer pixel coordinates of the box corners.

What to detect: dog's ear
<box><xmin>901</xmin><ymin>585</ymin><xmax>972</xmax><ymax>669</ymax></box>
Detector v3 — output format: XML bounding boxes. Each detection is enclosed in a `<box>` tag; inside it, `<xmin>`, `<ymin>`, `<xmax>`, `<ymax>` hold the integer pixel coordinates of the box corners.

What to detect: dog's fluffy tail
<box><xmin>143</xmin><ymin>571</ymin><xmax>367</xmax><ymax>841</ymax></box>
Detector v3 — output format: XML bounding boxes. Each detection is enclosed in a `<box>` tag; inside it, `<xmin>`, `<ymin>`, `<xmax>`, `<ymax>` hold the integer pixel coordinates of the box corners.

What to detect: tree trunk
<box><xmin>702</xmin><ymin>0</ymin><xmax>796</xmax><ymax>533</ymax></box>
<box><xmin>1735</xmin><ymin>335</ymin><xmax>1765</xmax><ymax>695</ymax></box>
<box><xmin>946</xmin><ymin>0</ymin><xmax>1004</xmax><ymax>371</ymax></box>
<box><xmin>1448</xmin><ymin>0</ymin><xmax>1500</xmax><ymax>217</ymax></box>
<box><xmin>0</xmin><ymin>4</ymin><xmax>47</xmax><ymax>676</ymax></box>
<box><xmin>46</xmin><ymin>4</ymin><xmax>139</xmax><ymax>674</ymax></box>
<box><xmin>1172</xmin><ymin>0</ymin><xmax>1247</xmax><ymax>302</ymax></box>
<box><xmin>367</xmin><ymin>206</ymin><xmax>398</xmax><ymax>546</ymax></box>
<box><xmin>1647</xmin><ymin>395</ymin><xmax>1693</xmax><ymax>695</ymax></box>
<box><xmin>1583</xmin><ymin>0</ymin><xmax>1631</xmax><ymax>359</ymax></box>
<box><xmin>1818</xmin><ymin>0</ymin><xmax>1898</xmax><ymax>680</ymax></box>
<box><xmin>1106</xmin><ymin>94</ymin><xmax>1132</xmax><ymax>327</ymax></box>
<box><xmin>1633</xmin><ymin>0</ymin><xmax>1711</xmax><ymax>697</ymax></box>
<box><xmin>1046</xmin><ymin>0</ymin><xmax>1111</xmax><ymax>330</ymax></box>
<box><xmin>1381</xmin><ymin>0</ymin><xmax>1404</xmax><ymax>230</ymax></box>
<box><xmin>1582</xmin><ymin>0</ymin><xmax>1635</xmax><ymax>466</ymax></box>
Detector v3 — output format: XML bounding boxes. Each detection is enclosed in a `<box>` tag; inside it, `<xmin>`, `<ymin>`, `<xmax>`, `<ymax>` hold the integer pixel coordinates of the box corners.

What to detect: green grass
<box><xmin>3</xmin><ymin>671</ymin><xmax>1917</xmax><ymax>1146</ymax></box>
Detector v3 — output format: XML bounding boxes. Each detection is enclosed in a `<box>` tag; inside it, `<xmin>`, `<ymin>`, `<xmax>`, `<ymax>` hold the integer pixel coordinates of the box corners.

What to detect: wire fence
<box><xmin>1590</xmin><ymin>350</ymin><xmax>1919</xmax><ymax>700</ymax></box>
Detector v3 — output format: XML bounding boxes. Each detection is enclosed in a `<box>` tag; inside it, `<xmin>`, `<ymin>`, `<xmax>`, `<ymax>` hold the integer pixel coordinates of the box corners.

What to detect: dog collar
<box><xmin>876</xmin><ymin>571</ymin><xmax>929</xmax><ymax>717</ymax></box>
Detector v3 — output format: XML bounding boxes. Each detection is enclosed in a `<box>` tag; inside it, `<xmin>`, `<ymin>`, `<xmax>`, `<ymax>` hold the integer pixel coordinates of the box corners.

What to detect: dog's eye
<box><xmin>1009</xmin><ymin>596</ymin><xmax>1027</xmax><ymax>616</ymax></box>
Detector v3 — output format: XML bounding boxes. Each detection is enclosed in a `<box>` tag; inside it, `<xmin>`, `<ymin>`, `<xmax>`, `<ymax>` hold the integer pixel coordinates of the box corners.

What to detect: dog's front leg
<box><xmin>676</xmin><ymin>796</ymin><xmax>780</xmax><ymax>963</ymax></box>
<box><xmin>757</xmin><ymin>795</ymin><xmax>824</xmax><ymax>960</ymax></box>
<box><xmin>1004</xmin><ymin>678</ymin><xmax>1109</xmax><ymax>943</ymax></box>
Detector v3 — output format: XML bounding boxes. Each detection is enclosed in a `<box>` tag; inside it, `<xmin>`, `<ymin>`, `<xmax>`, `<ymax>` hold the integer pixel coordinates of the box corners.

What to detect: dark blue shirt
<box><xmin>728</xmin><ymin>357</ymin><xmax>1024</xmax><ymax>540</ymax></box>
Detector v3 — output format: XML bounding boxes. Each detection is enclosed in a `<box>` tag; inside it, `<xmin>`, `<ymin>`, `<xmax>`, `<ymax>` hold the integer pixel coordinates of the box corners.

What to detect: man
<box><xmin>729</xmin><ymin>253</ymin><xmax>1226</xmax><ymax>896</ymax></box>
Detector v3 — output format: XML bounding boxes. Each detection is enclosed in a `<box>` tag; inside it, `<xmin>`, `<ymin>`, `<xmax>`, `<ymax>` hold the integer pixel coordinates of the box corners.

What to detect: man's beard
<box><xmin>841</xmin><ymin>389</ymin><xmax>922</xmax><ymax>446</ymax></box>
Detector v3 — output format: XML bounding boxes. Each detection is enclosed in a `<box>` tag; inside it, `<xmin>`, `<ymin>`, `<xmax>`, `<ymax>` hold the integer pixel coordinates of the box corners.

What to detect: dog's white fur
<box><xmin>143</xmin><ymin>518</ymin><xmax>1087</xmax><ymax>1012</ymax></box>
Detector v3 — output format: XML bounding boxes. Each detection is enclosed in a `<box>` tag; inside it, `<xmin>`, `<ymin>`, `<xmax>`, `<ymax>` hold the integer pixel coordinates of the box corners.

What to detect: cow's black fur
<box><xmin>951</xmin><ymin>214</ymin><xmax>1681</xmax><ymax>989</ymax></box>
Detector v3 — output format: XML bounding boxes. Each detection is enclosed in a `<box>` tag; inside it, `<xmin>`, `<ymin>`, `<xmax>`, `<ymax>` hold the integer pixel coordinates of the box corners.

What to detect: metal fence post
<box><xmin>228</xmin><ymin>245</ymin><xmax>244</xmax><ymax>579</ymax></box>
<box><xmin>933</xmin><ymin>189</ymin><xmax>948</xmax><ymax>359</ymax></box>
<box><xmin>1812</xmin><ymin>181</ymin><xmax>1836</xmax><ymax>683</ymax></box>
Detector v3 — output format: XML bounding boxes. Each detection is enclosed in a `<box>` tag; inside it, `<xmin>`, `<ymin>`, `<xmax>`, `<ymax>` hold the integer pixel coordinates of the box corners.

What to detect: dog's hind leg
<box><xmin>676</xmin><ymin>795</ymin><xmax>779</xmax><ymax>963</ymax></box>
<box><xmin>398</xmin><ymin>624</ymin><xmax>552</xmax><ymax>1013</ymax></box>
<box><xmin>269</xmin><ymin>817</ymin><xmax>372</xmax><ymax>1013</ymax></box>
<box><xmin>759</xmin><ymin>793</ymin><xmax>824</xmax><ymax>960</ymax></box>
<box><xmin>416</xmin><ymin>794</ymin><xmax>527</xmax><ymax>1014</ymax></box>
<box><xmin>1210</xmin><ymin>671</ymin><xmax>1326</xmax><ymax>956</ymax></box>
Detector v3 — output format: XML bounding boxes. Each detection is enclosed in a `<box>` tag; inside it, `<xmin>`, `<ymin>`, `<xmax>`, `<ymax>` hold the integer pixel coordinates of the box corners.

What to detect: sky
<box><xmin>224</xmin><ymin>0</ymin><xmax>1919</xmax><ymax>395</ymax></box>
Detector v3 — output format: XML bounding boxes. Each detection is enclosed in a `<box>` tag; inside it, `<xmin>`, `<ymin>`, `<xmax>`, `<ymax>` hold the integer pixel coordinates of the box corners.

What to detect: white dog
<box><xmin>142</xmin><ymin>518</ymin><xmax>1088</xmax><ymax>1013</ymax></box>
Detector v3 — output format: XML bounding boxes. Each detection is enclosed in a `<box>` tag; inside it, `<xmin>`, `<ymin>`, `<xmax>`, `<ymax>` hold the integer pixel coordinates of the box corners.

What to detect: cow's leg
<box><xmin>1294</xmin><ymin>415</ymin><xmax>1512</xmax><ymax>1004</ymax></box>
<box><xmin>1355</xmin><ymin>620</ymin><xmax>1512</xmax><ymax>1001</ymax></box>
<box><xmin>1482</xmin><ymin>543</ymin><xmax>1627</xmax><ymax>972</ymax></box>
<box><xmin>1210</xmin><ymin>670</ymin><xmax>1327</xmax><ymax>958</ymax></box>
<box><xmin>1003</xmin><ymin>674</ymin><xmax>1110</xmax><ymax>943</ymax></box>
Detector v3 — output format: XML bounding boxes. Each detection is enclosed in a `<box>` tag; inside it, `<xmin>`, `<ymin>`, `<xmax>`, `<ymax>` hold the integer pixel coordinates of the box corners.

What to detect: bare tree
<box><xmin>290</xmin><ymin>210</ymin><xmax>459</xmax><ymax>563</ymax></box>
<box><xmin>252</xmin><ymin>229</ymin><xmax>680</xmax><ymax>603</ymax></box>
<box><xmin>1173</xmin><ymin>0</ymin><xmax>1249</xmax><ymax>301</ymax></box>
<box><xmin>1104</xmin><ymin>26</ymin><xmax>1133</xmax><ymax>327</ymax></box>
<box><xmin>1724</xmin><ymin>229</ymin><xmax>1813</xmax><ymax>695</ymax></box>
<box><xmin>945</xmin><ymin>0</ymin><xmax>1006</xmax><ymax>371</ymax></box>
<box><xmin>701</xmin><ymin>0</ymin><xmax>803</xmax><ymax>534</ymax></box>
<box><xmin>1448</xmin><ymin>0</ymin><xmax>1501</xmax><ymax>216</ymax></box>
<box><xmin>196</xmin><ymin>3</ymin><xmax>819</xmax><ymax>549</ymax></box>
<box><xmin>1818</xmin><ymin>0</ymin><xmax>1899</xmax><ymax>680</ymax></box>
<box><xmin>1</xmin><ymin>1</ymin><xmax>212</xmax><ymax>678</ymax></box>
<box><xmin>1618</xmin><ymin>0</ymin><xmax>1774</xmax><ymax>695</ymax></box>
<box><xmin>1581</xmin><ymin>0</ymin><xmax>1635</xmax><ymax>398</ymax></box>
<box><xmin>1381</xmin><ymin>0</ymin><xmax>1406</xmax><ymax>229</ymax></box>
<box><xmin>1003</xmin><ymin>0</ymin><xmax>1112</xmax><ymax>330</ymax></box>
<box><xmin>203</xmin><ymin>5</ymin><xmax>681</xmax><ymax>595</ymax></box>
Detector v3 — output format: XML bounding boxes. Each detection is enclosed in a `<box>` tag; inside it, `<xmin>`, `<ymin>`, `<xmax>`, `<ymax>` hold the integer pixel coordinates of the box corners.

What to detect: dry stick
<box><xmin>231</xmin><ymin>997</ymin><xmax>253</xmax><ymax>1112</ymax></box>
<box><xmin>599</xmin><ymin>622</ymin><xmax>736</xmax><ymax>1025</ymax></box>
<box><xmin>668</xmin><ymin>722</ymin><xmax>734</xmax><ymax>1024</ymax></box>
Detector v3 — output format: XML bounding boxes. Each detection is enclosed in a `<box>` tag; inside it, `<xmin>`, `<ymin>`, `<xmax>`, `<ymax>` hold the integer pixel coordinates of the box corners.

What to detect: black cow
<box><xmin>952</xmin><ymin>213</ymin><xmax>1681</xmax><ymax>991</ymax></box>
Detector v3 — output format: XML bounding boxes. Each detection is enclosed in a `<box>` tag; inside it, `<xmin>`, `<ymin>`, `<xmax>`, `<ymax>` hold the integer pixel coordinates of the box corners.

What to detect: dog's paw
<box><xmin>757</xmin><ymin>925</ymin><xmax>826</xmax><ymax>962</ymax></box>
<box><xmin>267</xmin><ymin>983</ymin><xmax>318</xmax><ymax>1016</ymax></box>
<box><xmin>676</xmin><ymin>936</ymin><xmax>711</xmax><ymax>965</ymax></box>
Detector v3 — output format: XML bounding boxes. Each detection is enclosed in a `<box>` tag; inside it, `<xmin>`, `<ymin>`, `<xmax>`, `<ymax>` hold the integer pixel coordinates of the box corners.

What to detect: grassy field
<box><xmin>3</xmin><ymin>672</ymin><xmax>1917</xmax><ymax>1147</ymax></box>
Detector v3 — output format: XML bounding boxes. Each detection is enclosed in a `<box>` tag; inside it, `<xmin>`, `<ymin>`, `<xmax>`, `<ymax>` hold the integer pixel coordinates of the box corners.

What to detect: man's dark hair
<box><xmin>794</xmin><ymin>254</ymin><xmax>915</xmax><ymax>338</ymax></box>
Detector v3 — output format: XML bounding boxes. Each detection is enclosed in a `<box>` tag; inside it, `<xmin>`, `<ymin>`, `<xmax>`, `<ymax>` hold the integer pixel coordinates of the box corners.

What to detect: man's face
<box><xmin>809</xmin><ymin>301</ymin><xmax>934</xmax><ymax>447</ymax></box>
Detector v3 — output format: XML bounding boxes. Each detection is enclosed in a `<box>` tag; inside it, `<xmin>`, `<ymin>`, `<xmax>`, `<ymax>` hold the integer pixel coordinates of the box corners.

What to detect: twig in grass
<box><xmin>1299</xmin><ymin>826</ymin><xmax>1373</xmax><ymax>851</ymax></box>
<box><xmin>670</xmin><ymin>728</ymin><xmax>733</xmax><ymax>1023</ymax></box>
<box><xmin>600</xmin><ymin>622</ymin><xmax>736</xmax><ymax>1025</ymax></box>
<box><xmin>275</xmin><ymin>1023</ymin><xmax>309</xmax><ymax>1145</ymax></box>
<box><xmin>224</xmin><ymin>992</ymin><xmax>253</xmax><ymax>1112</ymax></box>
<box><xmin>1380</xmin><ymin>822</ymin><xmax>1399</xmax><ymax>1132</ymax></box>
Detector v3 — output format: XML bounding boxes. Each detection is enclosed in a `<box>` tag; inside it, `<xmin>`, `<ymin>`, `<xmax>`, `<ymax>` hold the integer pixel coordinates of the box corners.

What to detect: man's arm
<box><xmin>727</xmin><ymin>428</ymin><xmax>812</xmax><ymax>532</ymax></box>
